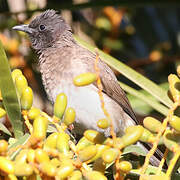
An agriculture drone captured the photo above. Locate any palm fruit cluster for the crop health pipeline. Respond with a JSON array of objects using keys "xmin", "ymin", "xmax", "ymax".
[{"xmin": 0, "ymin": 68, "xmax": 180, "ymax": 180}]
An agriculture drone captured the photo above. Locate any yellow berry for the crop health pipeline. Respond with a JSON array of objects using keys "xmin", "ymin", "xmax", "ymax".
[
  {"xmin": 27, "ymin": 149, "xmax": 35, "ymax": 163},
  {"xmin": 14, "ymin": 163, "xmax": 33, "ymax": 177},
  {"xmin": 27, "ymin": 107, "xmax": 41, "ymax": 120},
  {"xmin": 63, "ymin": 107, "xmax": 76, "ymax": 126},
  {"xmin": 44, "ymin": 132, "xmax": 59, "ymax": 150},
  {"xmin": 20, "ymin": 86, "xmax": 33, "ymax": 110},
  {"xmin": 139, "ymin": 127, "xmax": 154, "ymax": 143},
  {"xmin": 143, "ymin": 117, "xmax": 162, "ymax": 133},
  {"xmin": 168, "ymin": 74, "xmax": 180, "ymax": 102},
  {"xmin": 35, "ymin": 148, "xmax": 50, "ymax": 163},
  {"xmin": 73, "ymin": 72, "xmax": 97, "ymax": 86},
  {"xmin": 0, "ymin": 156, "xmax": 14, "ymax": 174},
  {"xmin": 15, "ymin": 74, "xmax": 28, "ymax": 96},
  {"xmin": 169, "ymin": 115, "xmax": 180, "ymax": 132},
  {"xmin": 14, "ymin": 149, "xmax": 28, "ymax": 164},
  {"xmin": 84, "ymin": 130, "xmax": 106, "ymax": 144},
  {"xmin": 89, "ymin": 144, "xmax": 109, "ymax": 163},
  {"xmin": 76, "ymin": 136, "xmax": 94, "ymax": 151},
  {"xmin": 78, "ymin": 145, "xmax": 97, "ymax": 162},
  {"xmin": 102, "ymin": 148, "xmax": 119, "ymax": 164},
  {"xmin": 56, "ymin": 132, "xmax": 70, "ymax": 155},
  {"xmin": 118, "ymin": 161, "xmax": 132, "ymax": 173},
  {"xmin": 32, "ymin": 116, "xmax": 48, "ymax": 141},
  {"xmin": 50, "ymin": 158, "xmax": 61, "ymax": 167},
  {"xmin": 11, "ymin": 69, "xmax": 22, "ymax": 82},
  {"xmin": 54, "ymin": 93, "xmax": 67, "ymax": 119},
  {"xmin": 118, "ymin": 125, "xmax": 144, "ymax": 148},
  {"xmin": 39, "ymin": 162, "xmax": 57, "ymax": 177},
  {"xmin": 56, "ymin": 162, "xmax": 74, "ymax": 179},
  {"xmin": 97, "ymin": 118, "xmax": 109, "ymax": 129}
]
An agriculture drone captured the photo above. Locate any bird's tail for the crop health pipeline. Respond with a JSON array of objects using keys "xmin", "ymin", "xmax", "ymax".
[{"xmin": 137, "ymin": 141, "xmax": 163, "ymax": 167}]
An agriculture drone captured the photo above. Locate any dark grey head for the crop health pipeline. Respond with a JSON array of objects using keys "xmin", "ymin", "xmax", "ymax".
[{"xmin": 13, "ymin": 10, "xmax": 71, "ymax": 50}]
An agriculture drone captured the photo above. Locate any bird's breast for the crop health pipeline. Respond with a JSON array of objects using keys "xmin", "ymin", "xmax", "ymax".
[
  {"xmin": 48, "ymin": 80, "xmax": 134, "ymax": 136},
  {"xmin": 39, "ymin": 49, "xmax": 135, "ymax": 136}
]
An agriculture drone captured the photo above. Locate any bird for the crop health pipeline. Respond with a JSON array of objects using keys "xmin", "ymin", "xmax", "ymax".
[
  {"xmin": 12, "ymin": 9, "xmax": 137, "ymax": 137},
  {"xmin": 12, "ymin": 10, "xmax": 163, "ymax": 166}
]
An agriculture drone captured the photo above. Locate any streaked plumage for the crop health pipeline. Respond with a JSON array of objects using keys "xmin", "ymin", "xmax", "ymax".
[{"xmin": 13, "ymin": 10, "xmax": 137, "ymax": 136}]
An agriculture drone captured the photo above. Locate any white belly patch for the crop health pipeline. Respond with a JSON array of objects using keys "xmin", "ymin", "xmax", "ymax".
[{"xmin": 51, "ymin": 82, "xmax": 134, "ymax": 136}]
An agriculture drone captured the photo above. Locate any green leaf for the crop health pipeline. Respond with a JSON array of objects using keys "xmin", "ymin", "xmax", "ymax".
[
  {"xmin": 127, "ymin": 95, "xmax": 154, "ymax": 116},
  {"xmin": 129, "ymin": 165, "xmax": 180, "ymax": 179},
  {"xmin": 126, "ymin": 82, "xmax": 169, "ymax": 116},
  {"xmin": 8, "ymin": 133, "xmax": 30, "ymax": 160},
  {"xmin": 122, "ymin": 145, "xmax": 146, "ymax": 156},
  {"xmin": 74, "ymin": 36, "xmax": 173, "ymax": 108},
  {"xmin": 0, "ymin": 40, "xmax": 24, "ymax": 139},
  {"xmin": 119, "ymin": 82, "xmax": 168, "ymax": 116},
  {"xmin": 144, "ymin": 165, "xmax": 165, "ymax": 175},
  {"xmin": 130, "ymin": 165, "xmax": 165, "ymax": 176},
  {"xmin": 0, "ymin": 122, "xmax": 12, "ymax": 136}
]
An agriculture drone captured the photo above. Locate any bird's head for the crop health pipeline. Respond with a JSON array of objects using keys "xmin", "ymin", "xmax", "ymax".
[{"xmin": 13, "ymin": 10, "xmax": 71, "ymax": 50}]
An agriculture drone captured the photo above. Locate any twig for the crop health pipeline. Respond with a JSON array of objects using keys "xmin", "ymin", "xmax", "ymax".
[
  {"xmin": 94, "ymin": 48, "xmax": 116, "ymax": 142},
  {"xmin": 140, "ymin": 102, "xmax": 179, "ymax": 179},
  {"xmin": 156, "ymin": 148, "xmax": 169, "ymax": 175},
  {"xmin": 22, "ymin": 110, "xmax": 33, "ymax": 134}
]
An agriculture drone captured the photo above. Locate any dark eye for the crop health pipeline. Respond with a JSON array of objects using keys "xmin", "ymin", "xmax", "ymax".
[{"xmin": 39, "ymin": 24, "xmax": 46, "ymax": 31}]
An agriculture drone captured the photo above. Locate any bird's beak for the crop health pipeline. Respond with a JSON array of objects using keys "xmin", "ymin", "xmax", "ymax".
[{"xmin": 12, "ymin": 24, "xmax": 33, "ymax": 34}]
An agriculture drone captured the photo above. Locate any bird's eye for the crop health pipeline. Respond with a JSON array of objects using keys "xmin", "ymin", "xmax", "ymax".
[{"xmin": 39, "ymin": 24, "xmax": 46, "ymax": 31}]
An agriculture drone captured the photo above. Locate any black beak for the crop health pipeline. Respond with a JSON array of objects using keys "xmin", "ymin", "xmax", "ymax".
[{"xmin": 12, "ymin": 24, "xmax": 33, "ymax": 34}]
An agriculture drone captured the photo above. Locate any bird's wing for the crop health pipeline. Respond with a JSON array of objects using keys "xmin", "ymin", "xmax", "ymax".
[
  {"xmin": 97, "ymin": 59, "xmax": 138, "ymax": 124},
  {"xmin": 74, "ymin": 44, "xmax": 137, "ymax": 124}
]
